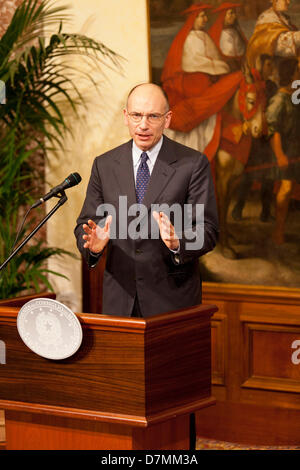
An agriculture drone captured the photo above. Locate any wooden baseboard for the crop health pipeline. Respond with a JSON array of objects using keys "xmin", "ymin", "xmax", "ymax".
[{"xmin": 0, "ymin": 410, "xmax": 5, "ymax": 443}]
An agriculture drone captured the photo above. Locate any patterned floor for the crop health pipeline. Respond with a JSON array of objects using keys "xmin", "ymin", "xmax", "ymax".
[{"xmin": 196, "ymin": 437, "xmax": 300, "ymax": 450}]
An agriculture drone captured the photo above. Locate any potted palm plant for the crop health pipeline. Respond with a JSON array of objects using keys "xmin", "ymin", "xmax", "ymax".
[{"xmin": 0, "ymin": 0, "xmax": 121, "ymax": 299}]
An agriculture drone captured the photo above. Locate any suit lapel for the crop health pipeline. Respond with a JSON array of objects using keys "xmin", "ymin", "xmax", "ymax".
[
  {"xmin": 112, "ymin": 140, "xmax": 137, "ymax": 208},
  {"xmin": 112, "ymin": 136, "xmax": 177, "ymax": 210},
  {"xmin": 142, "ymin": 136, "xmax": 177, "ymax": 211}
]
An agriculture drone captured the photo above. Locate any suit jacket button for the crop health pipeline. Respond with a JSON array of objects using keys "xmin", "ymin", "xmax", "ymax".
[{"xmin": 135, "ymin": 249, "xmax": 143, "ymax": 254}]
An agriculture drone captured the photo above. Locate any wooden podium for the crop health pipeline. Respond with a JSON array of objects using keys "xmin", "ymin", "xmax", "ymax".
[{"xmin": 0, "ymin": 301, "xmax": 217, "ymax": 450}]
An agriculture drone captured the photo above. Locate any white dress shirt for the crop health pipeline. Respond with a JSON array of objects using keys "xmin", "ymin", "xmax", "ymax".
[
  {"xmin": 132, "ymin": 137, "xmax": 163, "ymax": 184},
  {"xmin": 90, "ymin": 136, "xmax": 179, "ymax": 260},
  {"xmin": 132, "ymin": 136, "xmax": 180, "ymax": 258}
]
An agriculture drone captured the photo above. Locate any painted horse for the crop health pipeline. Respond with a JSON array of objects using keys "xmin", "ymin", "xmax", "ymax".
[
  {"xmin": 215, "ymin": 67, "xmax": 266, "ymax": 258},
  {"xmin": 165, "ymin": 66, "xmax": 266, "ymax": 259}
]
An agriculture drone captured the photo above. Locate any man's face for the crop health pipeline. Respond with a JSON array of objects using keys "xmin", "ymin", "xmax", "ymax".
[
  {"xmin": 224, "ymin": 9, "xmax": 237, "ymax": 26},
  {"xmin": 194, "ymin": 11, "xmax": 208, "ymax": 30},
  {"xmin": 273, "ymin": 0, "xmax": 290, "ymax": 12},
  {"xmin": 124, "ymin": 85, "xmax": 172, "ymax": 151}
]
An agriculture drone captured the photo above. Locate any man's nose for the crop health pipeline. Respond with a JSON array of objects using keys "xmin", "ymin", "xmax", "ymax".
[{"xmin": 139, "ymin": 115, "xmax": 149, "ymax": 127}]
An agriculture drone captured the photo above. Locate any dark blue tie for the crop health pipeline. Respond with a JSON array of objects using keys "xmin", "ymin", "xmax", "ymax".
[{"xmin": 136, "ymin": 152, "xmax": 150, "ymax": 204}]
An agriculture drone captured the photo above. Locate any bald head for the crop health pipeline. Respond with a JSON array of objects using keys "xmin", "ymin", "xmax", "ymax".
[
  {"xmin": 124, "ymin": 82, "xmax": 172, "ymax": 151},
  {"xmin": 126, "ymin": 83, "xmax": 170, "ymax": 113}
]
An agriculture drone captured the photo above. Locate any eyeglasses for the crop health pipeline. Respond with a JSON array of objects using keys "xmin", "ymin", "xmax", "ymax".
[{"xmin": 127, "ymin": 111, "xmax": 168, "ymax": 124}]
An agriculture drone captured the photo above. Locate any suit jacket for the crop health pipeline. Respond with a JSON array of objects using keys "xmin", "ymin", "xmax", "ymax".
[{"xmin": 74, "ymin": 135, "xmax": 218, "ymax": 317}]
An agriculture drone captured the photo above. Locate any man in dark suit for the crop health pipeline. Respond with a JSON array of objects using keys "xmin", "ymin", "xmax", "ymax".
[{"xmin": 74, "ymin": 83, "xmax": 218, "ymax": 317}]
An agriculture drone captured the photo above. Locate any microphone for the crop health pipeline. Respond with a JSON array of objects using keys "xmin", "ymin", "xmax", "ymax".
[{"xmin": 32, "ymin": 172, "xmax": 82, "ymax": 208}]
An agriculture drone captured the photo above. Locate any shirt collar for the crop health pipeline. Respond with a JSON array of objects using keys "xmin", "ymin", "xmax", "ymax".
[{"xmin": 132, "ymin": 136, "xmax": 164, "ymax": 167}]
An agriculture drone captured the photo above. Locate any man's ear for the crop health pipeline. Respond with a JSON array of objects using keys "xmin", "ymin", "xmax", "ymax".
[
  {"xmin": 123, "ymin": 108, "xmax": 129, "ymax": 126},
  {"xmin": 164, "ymin": 111, "xmax": 173, "ymax": 129}
]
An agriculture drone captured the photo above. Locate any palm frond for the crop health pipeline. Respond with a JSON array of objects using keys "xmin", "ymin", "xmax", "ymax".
[
  {"xmin": 0, "ymin": 0, "xmax": 123, "ymax": 299},
  {"xmin": 0, "ymin": 0, "xmax": 70, "ymax": 64}
]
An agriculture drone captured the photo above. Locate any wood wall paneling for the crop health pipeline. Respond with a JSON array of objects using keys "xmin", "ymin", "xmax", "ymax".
[
  {"xmin": 81, "ymin": 258, "xmax": 300, "ymax": 446},
  {"xmin": 197, "ymin": 283, "xmax": 300, "ymax": 446},
  {"xmin": 211, "ymin": 313, "xmax": 227, "ymax": 386},
  {"xmin": 242, "ymin": 322, "xmax": 300, "ymax": 393}
]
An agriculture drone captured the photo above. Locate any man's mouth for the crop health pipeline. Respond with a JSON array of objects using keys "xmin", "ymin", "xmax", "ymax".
[{"xmin": 137, "ymin": 133, "xmax": 151, "ymax": 140}]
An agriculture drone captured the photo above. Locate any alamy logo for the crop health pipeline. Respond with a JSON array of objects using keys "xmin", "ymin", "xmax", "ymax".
[
  {"xmin": 0, "ymin": 81, "xmax": 6, "ymax": 104},
  {"xmin": 291, "ymin": 80, "xmax": 300, "ymax": 105},
  {"xmin": 96, "ymin": 197, "xmax": 205, "ymax": 251},
  {"xmin": 291, "ymin": 339, "xmax": 300, "ymax": 365},
  {"xmin": 0, "ymin": 340, "xmax": 6, "ymax": 364}
]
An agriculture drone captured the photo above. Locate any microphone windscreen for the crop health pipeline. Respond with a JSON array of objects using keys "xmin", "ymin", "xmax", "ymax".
[{"xmin": 66, "ymin": 173, "xmax": 82, "ymax": 188}]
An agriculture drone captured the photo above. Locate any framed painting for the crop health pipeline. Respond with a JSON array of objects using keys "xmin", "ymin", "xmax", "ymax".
[{"xmin": 149, "ymin": 0, "xmax": 300, "ymax": 288}]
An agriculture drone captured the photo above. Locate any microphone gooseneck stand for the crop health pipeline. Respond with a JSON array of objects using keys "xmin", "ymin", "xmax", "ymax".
[{"xmin": 0, "ymin": 191, "xmax": 68, "ymax": 273}]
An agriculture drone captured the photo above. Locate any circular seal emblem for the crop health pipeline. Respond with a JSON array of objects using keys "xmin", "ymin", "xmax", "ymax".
[{"xmin": 17, "ymin": 298, "xmax": 83, "ymax": 360}]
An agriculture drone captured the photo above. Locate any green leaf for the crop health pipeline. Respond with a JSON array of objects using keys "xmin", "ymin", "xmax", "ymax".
[{"xmin": 0, "ymin": 0, "xmax": 122, "ymax": 300}]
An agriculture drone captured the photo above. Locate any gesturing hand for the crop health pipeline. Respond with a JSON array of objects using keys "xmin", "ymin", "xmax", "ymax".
[
  {"xmin": 82, "ymin": 216, "xmax": 112, "ymax": 254},
  {"xmin": 153, "ymin": 211, "xmax": 179, "ymax": 251}
]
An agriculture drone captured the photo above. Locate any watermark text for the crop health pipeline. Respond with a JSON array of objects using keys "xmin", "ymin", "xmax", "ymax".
[
  {"xmin": 292, "ymin": 80, "xmax": 300, "ymax": 105},
  {"xmin": 291, "ymin": 339, "xmax": 300, "ymax": 365},
  {"xmin": 95, "ymin": 197, "xmax": 205, "ymax": 251},
  {"xmin": 0, "ymin": 80, "xmax": 5, "ymax": 104},
  {"xmin": 0, "ymin": 340, "xmax": 6, "ymax": 364}
]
